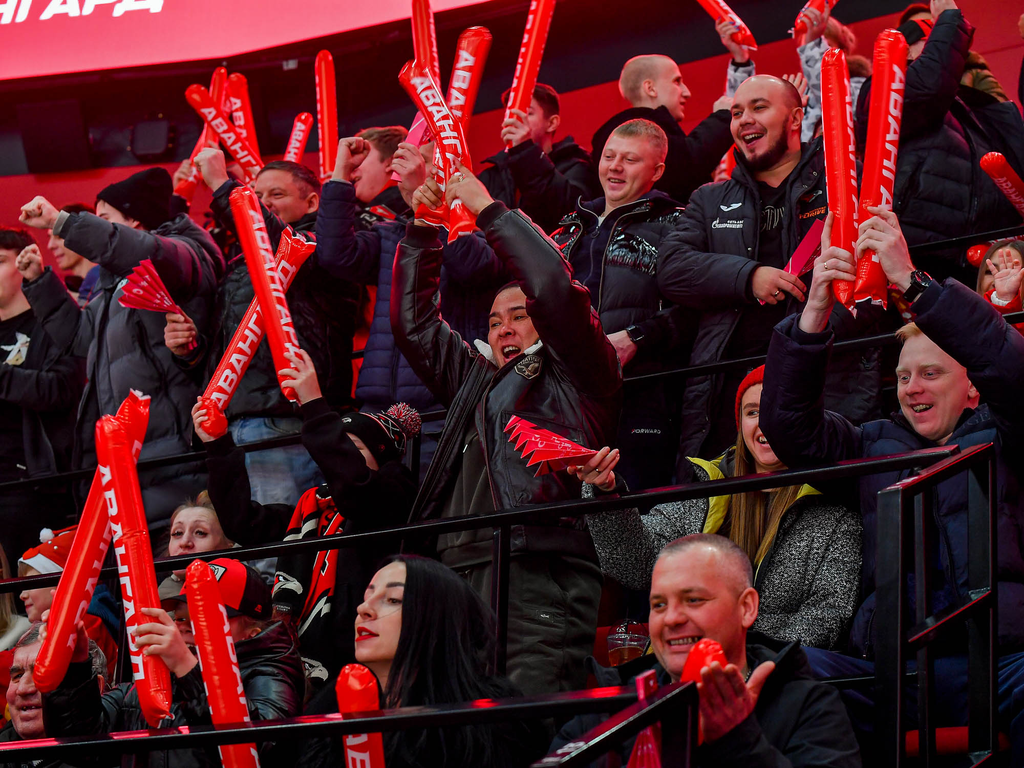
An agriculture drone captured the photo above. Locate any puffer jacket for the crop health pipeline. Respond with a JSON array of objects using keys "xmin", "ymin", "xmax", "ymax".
[
  {"xmin": 42, "ymin": 621, "xmax": 304, "ymax": 768},
  {"xmin": 855, "ymin": 9, "xmax": 1023, "ymax": 282},
  {"xmin": 760, "ymin": 279, "xmax": 1024, "ymax": 657},
  {"xmin": 585, "ymin": 452, "xmax": 861, "ymax": 649},
  {"xmin": 23, "ymin": 212, "xmax": 221, "ymax": 527},
  {"xmin": 478, "ymin": 136, "xmax": 600, "ymax": 233},
  {"xmin": 200, "ymin": 179, "xmax": 360, "ymax": 416},
  {"xmin": 392, "ymin": 203, "xmax": 622, "ymax": 560},
  {"xmin": 656, "ymin": 140, "xmax": 884, "ymax": 465}
]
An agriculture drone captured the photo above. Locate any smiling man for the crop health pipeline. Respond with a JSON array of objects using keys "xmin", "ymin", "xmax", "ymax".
[{"xmin": 392, "ymin": 168, "xmax": 622, "ymax": 696}]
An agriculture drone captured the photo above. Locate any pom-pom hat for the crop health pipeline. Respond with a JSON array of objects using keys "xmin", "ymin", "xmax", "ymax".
[{"xmin": 338, "ymin": 403, "xmax": 422, "ymax": 465}]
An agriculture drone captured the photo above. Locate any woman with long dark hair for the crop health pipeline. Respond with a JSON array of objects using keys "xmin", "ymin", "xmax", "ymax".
[
  {"xmin": 300, "ymin": 555, "xmax": 548, "ymax": 768},
  {"xmin": 578, "ymin": 366, "xmax": 862, "ymax": 650}
]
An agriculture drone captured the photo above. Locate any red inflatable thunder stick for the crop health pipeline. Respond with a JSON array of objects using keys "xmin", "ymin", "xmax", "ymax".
[
  {"xmin": 626, "ymin": 670, "xmax": 661, "ymax": 768},
  {"xmin": 316, "ymin": 50, "xmax": 339, "ymax": 184},
  {"xmin": 412, "ymin": 0, "xmax": 440, "ymax": 85},
  {"xmin": 284, "ymin": 113, "xmax": 314, "ymax": 163},
  {"xmin": 174, "ymin": 67, "xmax": 228, "ymax": 202},
  {"xmin": 399, "ymin": 60, "xmax": 477, "ymax": 240},
  {"xmin": 981, "ymin": 152, "xmax": 1024, "ymax": 219},
  {"xmin": 185, "ymin": 560, "xmax": 260, "ymax": 768},
  {"xmin": 336, "ymin": 664, "xmax": 387, "ymax": 768},
  {"xmin": 694, "ymin": 0, "xmax": 757, "ymax": 50},
  {"xmin": 227, "ymin": 73, "xmax": 263, "ymax": 167},
  {"xmin": 821, "ymin": 47, "xmax": 859, "ymax": 308},
  {"xmin": 198, "ymin": 232, "xmax": 316, "ymax": 437},
  {"xmin": 96, "ymin": 415, "xmax": 172, "ymax": 728},
  {"xmin": 680, "ymin": 638, "xmax": 728, "ymax": 745},
  {"xmin": 446, "ymin": 27, "xmax": 493, "ymax": 125},
  {"xmin": 229, "ymin": 187, "xmax": 303, "ymax": 402},
  {"xmin": 33, "ymin": 392, "xmax": 150, "ymax": 693},
  {"xmin": 792, "ymin": 0, "xmax": 838, "ymax": 38},
  {"xmin": 186, "ymin": 84, "xmax": 263, "ymax": 186},
  {"xmin": 504, "ymin": 0, "xmax": 557, "ymax": 149},
  {"xmin": 854, "ymin": 30, "xmax": 907, "ymax": 308}
]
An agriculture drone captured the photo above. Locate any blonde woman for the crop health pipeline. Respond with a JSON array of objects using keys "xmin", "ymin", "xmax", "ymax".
[{"xmin": 0, "ymin": 544, "xmax": 30, "ymax": 651}]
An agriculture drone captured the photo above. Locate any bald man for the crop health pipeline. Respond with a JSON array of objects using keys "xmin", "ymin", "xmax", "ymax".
[
  {"xmin": 657, "ymin": 75, "xmax": 883, "ymax": 467},
  {"xmin": 550, "ymin": 534, "xmax": 861, "ymax": 767},
  {"xmin": 591, "ymin": 52, "xmax": 736, "ymax": 205}
]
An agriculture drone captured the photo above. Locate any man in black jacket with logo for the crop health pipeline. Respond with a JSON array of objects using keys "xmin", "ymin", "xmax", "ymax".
[
  {"xmin": 478, "ymin": 83, "xmax": 599, "ymax": 233},
  {"xmin": 393, "ymin": 169, "xmax": 622, "ymax": 696},
  {"xmin": 657, "ymin": 75, "xmax": 883, "ymax": 471},
  {"xmin": 550, "ymin": 534, "xmax": 861, "ymax": 767}
]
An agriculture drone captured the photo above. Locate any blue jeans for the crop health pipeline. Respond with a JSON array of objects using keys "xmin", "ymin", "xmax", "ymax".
[{"xmin": 805, "ymin": 647, "xmax": 1024, "ymax": 762}]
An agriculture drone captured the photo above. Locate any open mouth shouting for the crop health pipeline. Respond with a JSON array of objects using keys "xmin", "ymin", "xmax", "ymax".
[{"xmin": 501, "ymin": 345, "xmax": 522, "ymax": 363}]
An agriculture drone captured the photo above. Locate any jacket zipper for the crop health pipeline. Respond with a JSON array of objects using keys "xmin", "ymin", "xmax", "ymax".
[{"xmin": 596, "ymin": 202, "xmax": 652, "ymax": 312}]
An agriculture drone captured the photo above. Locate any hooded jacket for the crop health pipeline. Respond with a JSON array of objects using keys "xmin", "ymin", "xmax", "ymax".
[
  {"xmin": 591, "ymin": 105, "xmax": 734, "ymax": 205},
  {"xmin": 42, "ymin": 621, "xmax": 303, "ymax": 768},
  {"xmin": 477, "ymin": 136, "xmax": 600, "ymax": 233},
  {"xmin": 551, "ymin": 634, "xmax": 861, "ymax": 768},
  {"xmin": 392, "ymin": 202, "xmax": 621, "ymax": 561},
  {"xmin": 760, "ymin": 279, "xmax": 1024, "ymax": 657},
  {"xmin": 656, "ymin": 139, "xmax": 884, "ymax": 465},
  {"xmin": 586, "ymin": 451, "xmax": 861, "ymax": 649},
  {"xmin": 23, "ymin": 212, "xmax": 222, "ymax": 526}
]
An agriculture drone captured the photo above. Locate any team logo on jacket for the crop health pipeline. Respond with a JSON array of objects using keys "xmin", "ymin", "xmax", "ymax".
[
  {"xmin": 515, "ymin": 355, "xmax": 542, "ymax": 379},
  {"xmin": 712, "ymin": 217, "xmax": 744, "ymax": 229},
  {"xmin": 720, "ymin": 202, "xmax": 742, "ymax": 212},
  {"xmin": 1, "ymin": 332, "xmax": 30, "ymax": 366}
]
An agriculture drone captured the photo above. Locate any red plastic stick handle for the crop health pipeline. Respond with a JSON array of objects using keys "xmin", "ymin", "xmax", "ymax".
[
  {"xmin": 96, "ymin": 414, "xmax": 172, "ymax": 728},
  {"xmin": 186, "ymin": 560, "xmax": 260, "ymax": 768},
  {"xmin": 284, "ymin": 113, "xmax": 314, "ymax": 163},
  {"xmin": 336, "ymin": 664, "xmax": 386, "ymax": 768},
  {"xmin": 854, "ymin": 30, "xmax": 907, "ymax": 308},
  {"xmin": 185, "ymin": 84, "xmax": 263, "ymax": 185},
  {"xmin": 199, "ymin": 233, "xmax": 315, "ymax": 435},
  {"xmin": 821, "ymin": 47, "xmax": 859, "ymax": 308},
  {"xmin": 229, "ymin": 187, "xmax": 303, "ymax": 402},
  {"xmin": 227, "ymin": 73, "xmax": 262, "ymax": 167},
  {"xmin": 446, "ymin": 27, "xmax": 493, "ymax": 126},
  {"xmin": 503, "ymin": 0, "xmax": 557, "ymax": 148},
  {"xmin": 315, "ymin": 51, "xmax": 338, "ymax": 184},
  {"xmin": 694, "ymin": 0, "xmax": 757, "ymax": 49},
  {"xmin": 980, "ymin": 152, "xmax": 1024, "ymax": 219}
]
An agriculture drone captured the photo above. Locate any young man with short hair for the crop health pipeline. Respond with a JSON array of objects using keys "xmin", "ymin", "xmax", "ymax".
[{"xmin": 47, "ymin": 203, "xmax": 99, "ymax": 306}]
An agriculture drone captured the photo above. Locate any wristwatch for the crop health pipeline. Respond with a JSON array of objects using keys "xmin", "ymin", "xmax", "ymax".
[
  {"xmin": 901, "ymin": 270, "xmax": 933, "ymax": 304},
  {"xmin": 625, "ymin": 325, "xmax": 645, "ymax": 345}
]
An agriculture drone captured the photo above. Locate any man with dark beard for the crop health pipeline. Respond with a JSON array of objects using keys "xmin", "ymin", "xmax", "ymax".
[{"xmin": 657, "ymin": 75, "xmax": 882, "ymax": 468}]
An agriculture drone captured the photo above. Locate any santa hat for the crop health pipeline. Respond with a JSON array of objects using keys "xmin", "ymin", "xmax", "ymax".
[
  {"xmin": 734, "ymin": 365, "xmax": 766, "ymax": 430},
  {"xmin": 19, "ymin": 526, "xmax": 77, "ymax": 574}
]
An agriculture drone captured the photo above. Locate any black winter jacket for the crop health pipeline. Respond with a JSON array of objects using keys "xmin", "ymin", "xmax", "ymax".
[
  {"xmin": 760, "ymin": 279, "xmax": 1024, "ymax": 657},
  {"xmin": 0, "ymin": 722, "xmax": 75, "ymax": 768},
  {"xmin": 855, "ymin": 9, "xmax": 1023, "ymax": 282},
  {"xmin": 478, "ymin": 136, "xmax": 600, "ymax": 233},
  {"xmin": 657, "ymin": 140, "xmax": 883, "ymax": 464},
  {"xmin": 591, "ymin": 105, "xmax": 733, "ymax": 205},
  {"xmin": 551, "ymin": 634, "xmax": 861, "ymax": 767},
  {"xmin": 24, "ymin": 212, "xmax": 222, "ymax": 526},
  {"xmin": 42, "ymin": 621, "xmax": 304, "ymax": 768},
  {"xmin": 392, "ymin": 203, "xmax": 622, "ymax": 560}
]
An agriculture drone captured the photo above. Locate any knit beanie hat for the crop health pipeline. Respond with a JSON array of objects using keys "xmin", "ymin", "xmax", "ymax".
[
  {"xmin": 19, "ymin": 526, "xmax": 77, "ymax": 574},
  {"xmin": 734, "ymin": 365, "xmax": 766, "ymax": 430},
  {"xmin": 97, "ymin": 167, "xmax": 173, "ymax": 231},
  {"xmin": 896, "ymin": 17, "xmax": 934, "ymax": 47},
  {"xmin": 339, "ymin": 403, "xmax": 422, "ymax": 465}
]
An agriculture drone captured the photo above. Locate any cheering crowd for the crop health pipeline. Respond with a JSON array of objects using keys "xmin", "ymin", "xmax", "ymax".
[{"xmin": 1, "ymin": 0, "xmax": 1024, "ymax": 765}]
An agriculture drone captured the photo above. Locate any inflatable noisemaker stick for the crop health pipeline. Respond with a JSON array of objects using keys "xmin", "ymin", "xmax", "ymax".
[
  {"xmin": 412, "ymin": 0, "xmax": 440, "ymax": 84},
  {"xmin": 980, "ymin": 152, "xmax": 1024, "ymax": 219},
  {"xmin": 198, "ymin": 232, "xmax": 316, "ymax": 437},
  {"xmin": 626, "ymin": 670, "xmax": 661, "ymax": 768},
  {"xmin": 821, "ymin": 48, "xmax": 859, "ymax": 308},
  {"xmin": 694, "ymin": 0, "xmax": 757, "ymax": 49},
  {"xmin": 175, "ymin": 67, "xmax": 228, "ymax": 202},
  {"xmin": 792, "ymin": 0, "xmax": 838, "ymax": 38},
  {"xmin": 186, "ymin": 84, "xmax": 263, "ymax": 185},
  {"xmin": 399, "ymin": 60, "xmax": 477, "ymax": 240},
  {"xmin": 96, "ymin": 414, "xmax": 172, "ymax": 728},
  {"xmin": 229, "ymin": 187, "xmax": 303, "ymax": 402},
  {"xmin": 504, "ymin": 0, "xmax": 557, "ymax": 149},
  {"xmin": 446, "ymin": 27, "xmax": 493, "ymax": 125},
  {"xmin": 854, "ymin": 30, "xmax": 907, "ymax": 308},
  {"xmin": 227, "ymin": 73, "xmax": 263, "ymax": 167},
  {"xmin": 336, "ymin": 664, "xmax": 387, "ymax": 768},
  {"xmin": 185, "ymin": 560, "xmax": 260, "ymax": 768},
  {"xmin": 283, "ymin": 113, "xmax": 314, "ymax": 163},
  {"xmin": 34, "ymin": 392, "xmax": 150, "ymax": 692},
  {"xmin": 315, "ymin": 51, "xmax": 338, "ymax": 184},
  {"xmin": 680, "ymin": 638, "xmax": 728, "ymax": 744}
]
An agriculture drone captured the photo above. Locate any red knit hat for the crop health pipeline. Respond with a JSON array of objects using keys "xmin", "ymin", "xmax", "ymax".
[
  {"xmin": 19, "ymin": 526, "xmax": 77, "ymax": 574},
  {"xmin": 734, "ymin": 365, "xmax": 766, "ymax": 429}
]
